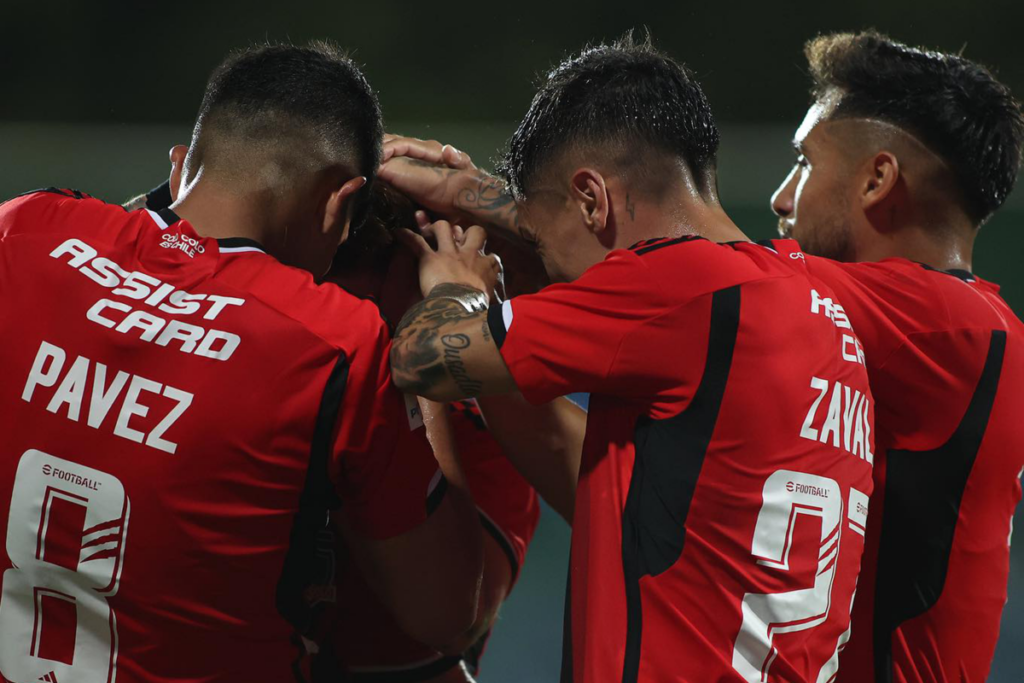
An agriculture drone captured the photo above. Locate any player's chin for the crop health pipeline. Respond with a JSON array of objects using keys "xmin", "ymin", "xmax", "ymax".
[{"xmin": 776, "ymin": 220, "xmax": 793, "ymax": 240}]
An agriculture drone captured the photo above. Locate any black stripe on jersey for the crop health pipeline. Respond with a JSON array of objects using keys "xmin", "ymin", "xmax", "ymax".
[
  {"xmin": 627, "ymin": 238, "xmax": 664, "ymax": 250},
  {"xmin": 873, "ymin": 329, "xmax": 1006, "ymax": 682},
  {"xmin": 305, "ymin": 638, "xmax": 347, "ymax": 683},
  {"xmin": 487, "ymin": 301, "xmax": 508, "ymax": 349},
  {"xmin": 480, "ymin": 510, "xmax": 520, "ymax": 580},
  {"xmin": 426, "ymin": 474, "xmax": 449, "ymax": 516},
  {"xmin": 13, "ymin": 187, "xmax": 90, "ymax": 201},
  {"xmin": 276, "ymin": 352, "xmax": 348, "ymax": 634},
  {"xmin": 461, "ymin": 628, "xmax": 490, "ymax": 677},
  {"xmin": 449, "ymin": 399, "xmax": 488, "ymax": 432},
  {"xmin": 619, "ymin": 285, "xmax": 742, "ymax": 683},
  {"xmin": 631, "ymin": 235, "xmax": 702, "ymax": 256},
  {"xmin": 560, "ymin": 563, "xmax": 574, "ymax": 683},
  {"xmin": 920, "ymin": 263, "xmax": 977, "ymax": 283},
  {"xmin": 156, "ymin": 207, "xmax": 180, "ymax": 227}
]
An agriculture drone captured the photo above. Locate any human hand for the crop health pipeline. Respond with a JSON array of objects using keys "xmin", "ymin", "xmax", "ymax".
[
  {"xmin": 379, "ymin": 135, "xmax": 519, "ymax": 240},
  {"xmin": 397, "ymin": 216, "xmax": 502, "ymax": 302}
]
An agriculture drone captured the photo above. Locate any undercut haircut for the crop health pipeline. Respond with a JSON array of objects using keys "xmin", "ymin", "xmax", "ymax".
[
  {"xmin": 498, "ymin": 32, "xmax": 720, "ymax": 200},
  {"xmin": 190, "ymin": 40, "xmax": 383, "ymax": 227},
  {"xmin": 806, "ymin": 31, "xmax": 1024, "ymax": 223}
]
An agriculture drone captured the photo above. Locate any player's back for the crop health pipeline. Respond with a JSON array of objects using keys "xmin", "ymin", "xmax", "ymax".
[
  {"xmin": 493, "ymin": 237, "xmax": 875, "ymax": 681},
  {"xmin": 805, "ymin": 255, "xmax": 1024, "ymax": 683},
  {"xmin": 0, "ymin": 190, "xmax": 416, "ymax": 682}
]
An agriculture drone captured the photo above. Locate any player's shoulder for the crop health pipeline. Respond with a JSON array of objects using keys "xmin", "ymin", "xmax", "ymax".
[
  {"xmin": 215, "ymin": 252, "xmax": 390, "ymax": 353},
  {"xmin": 2, "ymin": 187, "xmax": 112, "ymax": 217},
  {"xmin": 615, "ymin": 236, "xmax": 808, "ymax": 303},
  {"xmin": 626, "ymin": 235, "xmax": 805, "ymax": 273},
  {"xmin": 0, "ymin": 187, "xmax": 133, "ymax": 241},
  {"xmin": 807, "ymin": 255, "xmax": 1019, "ymax": 333}
]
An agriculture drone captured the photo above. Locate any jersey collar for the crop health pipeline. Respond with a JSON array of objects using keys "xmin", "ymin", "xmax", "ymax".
[
  {"xmin": 920, "ymin": 263, "xmax": 977, "ymax": 283},
  {"xmin": 154, "ymin": 207, "xmax": 268, "ymax": 255}
]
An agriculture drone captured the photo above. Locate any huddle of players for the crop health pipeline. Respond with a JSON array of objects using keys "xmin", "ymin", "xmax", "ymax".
[{"xmin": 0, "ymin": 28, "xmax": 1021, "ymax": 683}]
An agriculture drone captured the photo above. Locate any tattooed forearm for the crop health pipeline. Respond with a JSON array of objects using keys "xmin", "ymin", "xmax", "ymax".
[
  {"xmin": 440, "ymin": 333, "xmax": 482, "ymax": 395},
  {"xmin": 391, "ymin": 284, "xmax": 489, "ymax": 397},
  {"xmin": 398, "ymin": 158, "xmax": 522, "ymax": 243},
  {"xmin": 454, "ymin": 173, "xmax": 520, "ymax": 240}
]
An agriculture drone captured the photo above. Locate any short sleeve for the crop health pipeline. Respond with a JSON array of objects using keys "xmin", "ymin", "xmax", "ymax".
[
  {"xmin": 332, "ymin": 322, "xmax": 442, "ymax": 540},
  {"xmin": 488, "ymin": 248, "xmax": 687, "ymax": 405},
  {"xmin": 0, "ymin": 191, "xmax": 45, "ymax": 239},
  {"xmin": 0, "ymin": 189, "xmax": 117, "ymax": 244}
]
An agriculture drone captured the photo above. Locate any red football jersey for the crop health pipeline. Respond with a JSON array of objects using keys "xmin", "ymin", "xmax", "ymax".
[
  {"xmin": 0, "ymin": 190, "xmax": 441, "ymax": 683},
  {"xmin": 804, "ymin": 256, "xmax": 1024, "ymax": 683},
  {"xmin": 322, "ymin": 399, "xmax": 540, "ymax": 681},
  {"xmin": 488, "ymin": 237, "xmax": 876, "ymax": 683}
]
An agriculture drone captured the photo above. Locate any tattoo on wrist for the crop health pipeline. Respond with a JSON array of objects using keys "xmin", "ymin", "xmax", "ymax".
[
  {"xmin": 392, "ymin": 284, "xmax": 488, "ymax": 396},
  {"xmin": 454, "ymin": 173, "xmax": 519, "ymax": 236}
]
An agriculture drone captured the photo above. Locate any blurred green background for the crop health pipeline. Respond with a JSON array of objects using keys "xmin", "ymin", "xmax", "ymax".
[{"xmin": 2, "ymin": 1, "xmax": 1022, "ymax": 680}]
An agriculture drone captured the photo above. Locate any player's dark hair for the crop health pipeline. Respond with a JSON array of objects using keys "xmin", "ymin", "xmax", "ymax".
[
  {"xmin": 806, "ymin": 31, "xmax": 1024, "ymax": 223},
  {"xmin": 330, "ymin": 181, "xmax": 415, "ymax": 271},
  {"xmin": 192, "ymin": 40, "xmax": 383, "ymax": 227},
  {"xmin": 498, "ymin": 32, "xmax": 720, "ymax": 200}
]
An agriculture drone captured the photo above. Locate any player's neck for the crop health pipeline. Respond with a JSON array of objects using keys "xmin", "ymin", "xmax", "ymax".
[
  {"xmin": 627, "ymin": 193, "xmax": 749, "ymax": 246},
  {"xmin": 855, "ymin": 222, "xmax": 975, "ymax": 272},
  {"xmin": 170, "ymin": 181, "xmax": 283, "ymax": 252}
]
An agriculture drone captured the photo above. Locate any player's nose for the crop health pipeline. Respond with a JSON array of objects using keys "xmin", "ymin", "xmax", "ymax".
[{"xmin": 771, "ymin": 177, "xmax": 794, "ymax": 218}]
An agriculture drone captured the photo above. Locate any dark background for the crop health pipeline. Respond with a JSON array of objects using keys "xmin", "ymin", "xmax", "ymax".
[{"xmin": 2, "ymin": 2, "xmax": 1021, "ymax": 680}]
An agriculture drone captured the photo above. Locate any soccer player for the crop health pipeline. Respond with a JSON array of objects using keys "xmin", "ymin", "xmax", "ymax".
[
  {"xmin": 310, "ymin": 185, "xmax": 541, "ymax": 683},
  {"xmin": 386, "ymin": 36, "xmax": 876, "ymax": 682},
  {"xmin": 0, "ymin": 43, "xmax": 485, "ymax": 682},
  {"xmin": 770, "ymin": 32, "xmax": 1024, "ymax": 682}
]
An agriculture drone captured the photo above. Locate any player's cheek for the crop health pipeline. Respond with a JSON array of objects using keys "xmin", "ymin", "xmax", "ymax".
[{"xmin": 794, "ymin": 169, "xmax": 821, "ymax": 224}]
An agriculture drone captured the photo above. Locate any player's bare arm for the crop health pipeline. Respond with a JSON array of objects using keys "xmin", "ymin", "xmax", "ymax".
[
  {"xmin": 476, "ymin": 394, "xmax": 585, "ymax": 523},
  {"xmin": 417, "ymin": 398, "xmax": 512, "ymax": 657},
  {"xmin": 121, "ymin": 192, "xmax": 149, "ymax": 212},
  {"xmin": 341, "ymin": 396, "xmax": 483, "ymax": 652},
  {"xmin": 391, "ymin": 220, "xmax": 517, "ymax": 401},
  {"xmin": 378, "ymin": 135, "xmax": 527, "ymax": 245}
]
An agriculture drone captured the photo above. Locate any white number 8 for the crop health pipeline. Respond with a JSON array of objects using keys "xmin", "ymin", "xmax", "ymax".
[{"xmin": 0, "ymin": 450, "xmax": 129, "ymax": 683}]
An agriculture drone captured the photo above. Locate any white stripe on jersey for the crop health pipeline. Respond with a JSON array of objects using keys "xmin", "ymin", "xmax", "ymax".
[
  {"xmin": 501, "ymin": 299, "xmax": 514, "ymax": 331},
  {"xmin": 427, "ymin": 468, "xmax": 444, "ymax": 497},
  {"xmin": 219, "ymin": 246, "xmax": 265, "ymax": 254},
  {"xmin": 147, "ymin": 209, "xmax": 169, "ymax": 230}
]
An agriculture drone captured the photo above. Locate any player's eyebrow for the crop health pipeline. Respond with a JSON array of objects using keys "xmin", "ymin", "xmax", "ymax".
[{"xmin": 791, "ymin": 140, "xmax": 803, "ymax": 154}]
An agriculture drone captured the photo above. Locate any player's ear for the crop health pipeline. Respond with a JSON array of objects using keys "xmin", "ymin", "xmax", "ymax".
[
  {"xmin": 323, "ymin": 175, "xmax": 368, "ymax": 243},
  {"xmin": 861, "ymin": 151, "xmax": 900, "ymax": 213},
  {"xmin": 570, "ymin": 168, "xmax": 610, "ymax": 235},
  {"xmin": 168, "ymin": 145, "xmax": 189, "ymax": 202},
  {"xmin": 861, "ymin": 151, "xmax": 904, "ymax": 234}
]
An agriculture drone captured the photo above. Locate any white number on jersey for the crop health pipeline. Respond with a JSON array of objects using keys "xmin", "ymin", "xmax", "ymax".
[
  {"xmin": 732, "ymin": 469, "xmax": 868, "ymax": 682},
  {"xmin": 0, "ymin": 450, "xmax": 129, "ymax": 683}
]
